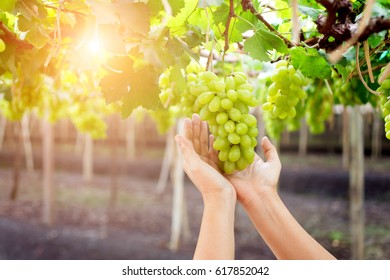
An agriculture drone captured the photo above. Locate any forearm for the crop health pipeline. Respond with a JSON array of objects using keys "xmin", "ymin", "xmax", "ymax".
[
  {"xmin": 194, "ymin": 194, "xmax": 236, "ymax": 260},
  {"xmin": 245, "ymin": 189, "xmax": 335, "ymax": 260}
]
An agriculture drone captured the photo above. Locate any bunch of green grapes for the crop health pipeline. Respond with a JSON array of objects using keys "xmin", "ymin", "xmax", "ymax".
[
  {"xmin": 305, "ymin": 84, "xmax": 333, "ymax": 134},
  {"xmin": 149, "ymin": 106, "xmax": 180, "ymax": 134},
  {"xmin": 69, "ymin": 100, "xmax": 108, "ymax": 139},
  {"xmin": 262, "ymin": 60, "xmax": 307, "ymax": 119},
  {"xmin": 185, "ymin": 69, "xmax": 259, "ymax": 174},
  {"xmin": 377, "ymin": 71, "xmax": 390, "ymax": 140},
  {"xmin": 333, "ymin": 75, "xmax": 362, "ymax": 105},
  {"xmin": 158, "ymin": 67, "xmax": 180, "ymax": 108}
]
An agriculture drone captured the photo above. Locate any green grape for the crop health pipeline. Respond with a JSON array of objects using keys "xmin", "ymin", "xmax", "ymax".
[
  {"xmin": 228, "ymin": 145, "xmax": 241, "ymax": 162},
  {"xmin": 235, "ymin": 122, "xmax": 248, "ymax": 135},
  {"xmin": 242, "ymin": 147, "xmax": 255, "ymax": 162},
  {"xmin": 216, "ymin": 112, "xmax": 229, "ymax": 124},
  {"xmin": 218, "ymin": 124, "xmax": 228, "ymax": 137},
  {"xmin": 213, "ymin": 137, "xmax": 230, "ymax": 150},
  {"xmin": 228, "ymin": 132, "xmax": 241, "ymax": 144},
  {"xmin": 218, "ymin": 149, "xmax": 229, "ymax": 161},
  {"xmin": 209, "ymin": 96, "xmax": 221, "ymax": 112},
  {"xmin": 227, "ymin": 89, "xmax": 238, "ymax": 101},
  {"xmin": 224, "ymin": 120, "xmax": 235, "ymax": 133},
  {"xmin": 228, "ymin": 108, "xmax": 242, "ymax": 121},
  {"xmin": 198, "ymin": 91, "xmax": 215, "ymax": 105},
  {"xmin": 225, "ymin": 76, "xmax": 236, "ymax": 90},
  {"xmin": 235, "ymin": 157, "xmax": 249, "ymax": 170},
  {"xmin": 223, "ymin": 161, "xmax": 236, "ymax": 174},
  {"xmin": 240, "ymin": 134, "xmax": 252, "ymax": 148},
  {"xmin": 221, "ymin": 98, "xmax": 233, "ymax": 110}
]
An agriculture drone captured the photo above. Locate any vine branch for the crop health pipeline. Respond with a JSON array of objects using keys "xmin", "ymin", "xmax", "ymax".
[
  {"xmin": 0, "ymin": 21, "xmax": 33, "ymax": 49},
  {"xmin": 223, "ymin": 0, "xmax": 236, "ymax": 53},
  {"xmin": 241, "ymin": 0, "xmax": 293, "ymax": 47}
]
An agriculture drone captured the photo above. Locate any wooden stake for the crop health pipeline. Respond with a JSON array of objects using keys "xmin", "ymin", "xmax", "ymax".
[
  {"xmin": 0, "ymin": 115, "xmax": 6, "ymax": 152},
  {"xmin": 349, "ymin": 106, "xmax": 365, "ymax": 260},
  {"xmin": 22, "ymin": 114, "xmax": 34, "ymax": 174},
  {"xmin": 156, "ymin": 128, "xmax": 175, "ymax": 194},
  {"xmin": 83, "ymin": 134, "xmax": 93, "ymax": 183},
  {"xmin": 42, "ymin": 119, "xmax": 55, "ymax": 226},
  {"xmin": 169, "ymin": 120, "xmax": 185, "ymax": 251}
]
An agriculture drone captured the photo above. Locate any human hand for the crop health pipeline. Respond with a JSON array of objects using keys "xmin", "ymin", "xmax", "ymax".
[
  {"xmin": 226, "ymin": 136, "xmax": 281, "ymax": 209},
  {"xmin": 175, "ymin": 114, "xmax": 236, "ymax": 201}
]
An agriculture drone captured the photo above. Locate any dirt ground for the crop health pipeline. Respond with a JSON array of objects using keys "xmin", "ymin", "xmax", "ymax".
[{"xmin": 0, "ymin": 147, "xmax": 390, "ymax": 260}]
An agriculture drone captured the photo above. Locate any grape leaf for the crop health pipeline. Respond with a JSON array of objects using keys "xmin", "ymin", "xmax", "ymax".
[
  {"xmin": 99, "ymin": 56, "xmax": 160, "ymax": 117},
  {"xmin": 100, "ymin": 56, "xmax": 134, "ymax": 103},
  {"xmin": 244, "ymin": 28, "xmax": 288, "ymax": 62},
  {"xmin": 168, "ymin": 0, "xmax": 197, "ymax": 36},
  {"xmin": 290, "ymin": 46, "xmax": 332, "ymax": 79},
  {"xmin": 0, "ymin": 0, "xmax": 17, "ymax": 12},
  {"xmin": 122, "ymin": 65, "xmax": 160, "ymax": 118},
  {"xmin": 114, "ymin": 2, "xmax": 150, "ymax": 37},
  {"xmin": 213, "ymin": 3, "xmax": 229, "ymax": 25},
  {"xmin": 86, "ymin": 0, "xmax": 119, "ymax": 25}
]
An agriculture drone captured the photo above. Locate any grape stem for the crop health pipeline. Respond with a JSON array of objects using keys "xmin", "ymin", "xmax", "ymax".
[
  {"xmin": 355, "ymin": 44, "xmax": 382, "ymax": 96},
  {"xmin": 223, "ymin": 0, "xmax": 236, "ymax": 53}
]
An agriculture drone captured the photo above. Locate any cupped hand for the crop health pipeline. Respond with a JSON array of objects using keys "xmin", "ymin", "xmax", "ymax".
[
  {"xmin": 175, "ymin": 114, "xmax": 236, "ymax": 200},
  {"xmin": 226, "ymin": 136, "xmax": 281, "ymax": 209}
]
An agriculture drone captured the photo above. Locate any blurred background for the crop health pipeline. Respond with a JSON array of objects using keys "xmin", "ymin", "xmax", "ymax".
[{"xmin": 0, "ymin": 111, "xmax": 389, "ymax": 260}]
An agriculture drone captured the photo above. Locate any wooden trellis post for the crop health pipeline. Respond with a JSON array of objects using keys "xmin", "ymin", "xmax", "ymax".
[
  {"xmin": 42, "ymin": 119, "xmax": 55, "ymax": 226},
  {"xmin": 83, "ymin": 134, "xmax": 93, "ymax": 183},
  {"xmin": 169, "ymin": 120, "xmax": 190, "ymax": 251},
  {"xmin": 349, "ymin": 106, "xmax": 365, "ymax": 260},
  {"xmin": 22, "ymin": 114, "xmax": 34, "ymax": 174}
]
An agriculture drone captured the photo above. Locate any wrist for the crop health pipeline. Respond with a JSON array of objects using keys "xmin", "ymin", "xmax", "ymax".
[
  {"xmin": 202, "ymin": 188, "xmax": 237, "ymax": 208},
  {"xmin": 241, "ymin": 186, "xmax": 278, "ymax": 212}
]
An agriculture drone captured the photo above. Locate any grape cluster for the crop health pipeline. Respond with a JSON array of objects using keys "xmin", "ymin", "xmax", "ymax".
[
  {"xmin": 0, "ymin": 38, "xmax": 5, "ymax": 53},
  {"xmin": 377, "ymin": 72, "xmax": 390, "ymax": 140},
  {"xmin": 262, "ymin": 60, "xmax": 307, "ymax": 120},
  {"xmin": 185, "ymin": 68, "xmax": 259, "ymax": 174},
  {"xmin": 305, "ymin": 84, "xmax": 332, "ymax": 134}
]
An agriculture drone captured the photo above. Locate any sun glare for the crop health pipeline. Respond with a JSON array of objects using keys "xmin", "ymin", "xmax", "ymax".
[{"xmin": 88, "ymin": 39, "xmax": 101, "ymax": 54}]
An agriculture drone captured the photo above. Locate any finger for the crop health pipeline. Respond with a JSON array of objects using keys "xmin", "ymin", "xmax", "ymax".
[
  {"xmin": 183, "ymin": 117, "xmax": 193, "ymax": 141},
  {"xmin": 208, "ymin": 134, "xmax": 219, "ymax": 164},
  {"xmin": 199, "ymin": 120, "xmax": 209, "ymax": 157},
  {"xmin": 261, "ymin": 136, "xmax": 280, "ymax": 164},
  {"xmin": 192, "ymin": 114, "xmax": 201, "ymax": 154},
  {"xmin": 175, "ymin": 135, "xmax": 199, "ymax": 167}
]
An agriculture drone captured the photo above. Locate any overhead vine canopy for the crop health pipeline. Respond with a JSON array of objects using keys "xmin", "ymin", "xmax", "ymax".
[{"xmin": 0, "ymin": 0, "xmax": 389, "ymax": 138}]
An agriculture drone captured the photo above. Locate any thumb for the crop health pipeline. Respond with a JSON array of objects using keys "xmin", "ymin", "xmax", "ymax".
[{"xmin": 261, "ymin": 136, "xmax": 280, "ymax": 164}]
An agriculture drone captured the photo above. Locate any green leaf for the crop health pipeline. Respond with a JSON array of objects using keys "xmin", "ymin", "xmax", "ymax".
[
  {"xmin": 122, "ymin": 65, "xmax": 160, "ymax": 118},
  {"xmin": 86, "ymin": 0, "xmax": 119, "ymax": 25},
  {"xmin": 213, "ymin": 3, "xmax": 229, "ymax": 25},
  {"xmin": 99, "ymin": 56, "xmax": 160, "ymax": 117},
  {"xmin": 290, "ymin": 46, "xmax": 332, "ymax": 79},
  {"xmin": 114, "ymin": 2, "xmax": 150, "ymax": 37},
  {"xmin": 0, "ymin": 0, "xmax": 17, "ymax": 12},
  {"xmin": 100, "ymin": 56, "xmax": 134, "ymax": 103},
  {"xmin": 244, "ymin": 28, "xmax": 288, "ymax": 62},
  {"xmin": 168, "ymin": 0, "xmax": 197, "ymax": 36}
]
